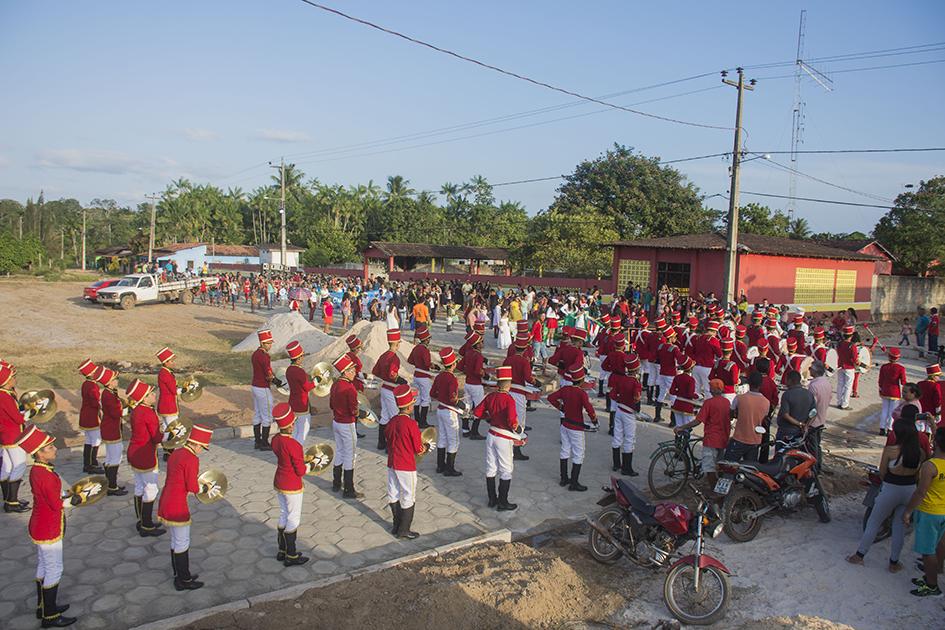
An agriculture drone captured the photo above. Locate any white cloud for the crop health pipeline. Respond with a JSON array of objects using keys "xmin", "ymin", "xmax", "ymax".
[
  {"xmin": 254, "ymin": 128, "xmax": 311, "ymax": 143},
  {"xmin": 182, "ymin": 127, "xmax": 220, "ymax": 141},
  {"xmin": 36, "ymin": 148, "xmax": 151, "ymax": 175}
]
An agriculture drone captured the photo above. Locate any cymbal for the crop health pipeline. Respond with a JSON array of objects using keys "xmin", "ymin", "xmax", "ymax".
[
  {"xmin": 161, "ymin": 418, "xmax": 193, "ymax": 450},
  {"xmin": 69, "ymin": 475, "xmax": 107, "ymax": 507},
  {"xmin": 304, "ymin": 442, "xmax": 334, "ymax": 475},
  {"xmin": 196, "ymin": 469, "xmax": 228, "ymax": 504},
  {"xmin": 178, "ymin": 375, "xmax": 203, "ymax": 403},
  {"xmin": 356, "ymin": 393, "xmax": 378, "ymax": 428},
  {"xmin": 18, "ymin": 389, "xmax": 57, "ymax": 424},
  {"xmin": 274, "ymin": 366, "xmax": 290, "ymax": 396},
  {"xmin": 310, "ymin": 362, "xmax": 334, "ymax": 398},
  {"xmin": 416, "ymin": 426, "xmax": 437, "ymax": 461}
]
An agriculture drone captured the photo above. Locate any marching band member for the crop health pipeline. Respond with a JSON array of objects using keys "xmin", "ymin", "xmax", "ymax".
[
  {"xmin": 689, "ymin": 322, "xmax": 721, "ymax": 400},
  {"xmin": 751, "ymin": 338, "xmax": 776, "ymax": 379},
  {"xmin": 779, "ymin": 338, "xmax": 806, "ymax": 387},
  {"xmin": 548, "ymin": 327, "xmax": 584, "ymax": 388},
  {"xmin": 386, "ymin": 384, "xmax": 425, "ymax": 539},
  {"xmin": 634, "ymin": 315, "xmax": 654, "ymax": 403},
  {"xmin": 878, "ymin": 348, "xmax": 907, "ymax": 436},
  {"xmin": 788, "ymin": 314, "xmax": 807, "ymax": 348},
  {"xmin": 765, "ymin": 319, "xmax": 784, "ymax": 369},
  {"xmin": 126, "ymin": 379, "xmax": 166, "ymax": 537},
  {"xmin": 344, "ymin": 334, "xmax": 366, "ymax": 438},
  {"xmin": 609, "ymin": 353, "xmax": 642, "ymax": 476},
  {"xmin": 746, "ymin": 310, "xmax": 765, "ymax": 347},
  {"xmin": 733, "ymin": 325, "xmax": 750, "ymax": 372},
  {"xmin": 97, "ymin": 367, "xmax": 127, "ymax": 496},
  {"xmin": 595, "ymin": 314, "xmax": 612, "ymax": 399},
  {"xmin": 602, "ymin": 332, "xmax": 629, "ymax": 435},
  {"xmin": 271, "ymin": 402, "xmax": 311, "ymax": 566},
  {"xmin": 285, "ymin": 341, "xmax": 316, "ymax": 445},
  {"xmin": 655, "ymin": 330, "xmax": 684, "ymax": 423},
  {"xmin": 22, "ymin": 425, "xmax": 100, "ymax": 628},
  {"xmin": 810, "ymin": 327, "xmax": 829, "ymax": 364},
  {"xmin": 918, "ymin": 365, "xmax": 942, "ymax": 423},
  {"xmin": 836, "ymin": 325, "xmax": 859, "ymax": 409},
  {"xmin": 408, "ymin": 326, "xmax": 434, "ymax": 429},
  {"xmin": 78, "ymin": 358, "xmax": 104, "ymax": 474},
  {"xmin": 670, "ymin": 356, "xmax": 699, "ymax": 429},
  {"xmin": 431, "ymin": 347, "xmax": 462, "ymax": 476},
  {"xmin": 474, "ymin": 365, "xmax": 519, "ymax": 510},
  {"xmin": 459, "ymin": 332, "xmax": 486, "ymax": 439},
  {"xmin": 1, "ymin": 362, "xmax": 30, "ymax": 513},
  {"xmin": 158, "ymin": 423, "xmax": 214, "ymax": 591},
  {"xmin": 372, "ymin": 328, "xmax": 403, "ymax": 451},
  {"xmin": 504, "ymin": 335, "xmax": 537, "ymax": 462},
  {"xmin": 156, "ymin": 347, "xmax": 179, "ymax": 461},
  {"xmin": 329, "ymin": 354, "xmax": 363, "ymax": 499},
  {"xmin": 251, "ymin": 330, "xmax": 275, "ymax": 451},
  {"xmin": 711, "ymin": 339, "xmax": 740, "ymax": 405},
  {"xmin": 548, "ymin": 366, "xmax": 597, "ymax": 491}
]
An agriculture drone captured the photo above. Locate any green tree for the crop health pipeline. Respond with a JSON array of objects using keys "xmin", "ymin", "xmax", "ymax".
[
  {"xmin": 788, "ymin": 217, "xmax": 812, "ymax": 240},
  {"xmin": 736, "ymin": 203, "xmax": 791, "ymax": 237},
  {"xmin": 301, "ymin": 219, "xmax": 359, "ymax": 266},
  {"xmin": 526, "ymin": 204, "xmax": 619, "ymax": 277},
  {"xmin": 874, "ymin": 176, "xmax": 945, "ymax": 274},
  {"xmin": 0, "ymin": 232, "xmax": 44, "ymax": 274}
]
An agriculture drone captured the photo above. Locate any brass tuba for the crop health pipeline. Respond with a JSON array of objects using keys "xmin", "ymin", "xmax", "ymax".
[
  {"xmin": 18, "ymin": 390, "xmax": 58, "ymax": 424},
  {"xmin": 67, "ymin": 475, "xmax": 108, "ymax": 507}
]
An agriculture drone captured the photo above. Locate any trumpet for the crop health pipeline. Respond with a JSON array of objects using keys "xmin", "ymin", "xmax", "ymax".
[
  {"xmin": 177, "ymin": 375, "xmax": 203, "ymax": 403},
  {"xmin": 196, "ymin": 469, "xmax": 228, "ymax": 504},
  {"xmin": 310, "ymin": 362, "xmax": 334, "ymax": 398},
  {"xmin": 304, "ymin": 443, "xmax": 334, "ymax": 475},
  {"xmin": 161, "ymin": 418, "xmax": 193, "ymax": 450},
  {"xmin": 356, "ymin": 393, "xmax": 378, "ymax": 428},
  {"xmin": 18, "ymin": 390, "xmax": 57, "ymax": 424}
]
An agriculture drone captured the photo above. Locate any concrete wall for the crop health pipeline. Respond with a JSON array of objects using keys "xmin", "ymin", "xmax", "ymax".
[{"xmin": 871, "ymin": 275, "xmax": 945, "ymax": 319}]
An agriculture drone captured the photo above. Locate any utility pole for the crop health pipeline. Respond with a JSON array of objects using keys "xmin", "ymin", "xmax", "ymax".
[
  {"xmin": 721, "ymin": 67, "xmax": 755, "ymax": 306},
  {"xmin": 145, "ymin": 193, "xmax": 161, "ymax": 262},
  {"xmin": 269, "ymin": 161, "xmax": 288, "ymax": 268},
  {"xmin": 80, "ymin": 207, "xmax": 87, "ymax": 270}
]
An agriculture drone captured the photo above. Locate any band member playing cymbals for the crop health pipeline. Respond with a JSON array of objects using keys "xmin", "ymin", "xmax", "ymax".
[
  {"xmin": 386, "ymin": 384, "xmax": 425, "ymax": 539},
  {"xmin": 156, "ymin": 347, "xmax": 178, "ymax": 461},
  {"xmin": 1, "ymin": 361, "xmax": 30, "ymax": 513},
  {"xmin": 158, "ymin": 423, "xmax": 214, "ymax": 591},
  {"xmin": 609, "ymin": 354, "xmax": 642, "ymax": 477},
  {"xmin": 548, "ymin": 366, "xmax": 597, "ymax": 492},
  {"xmin": 372, "ymin": 329, "xmax": 403, "ymax": 452},
  {"xmin": 459, "ymin": 332, "xmax": 486, "ymax": 439},
  {"xmin": 251, "ymin": 329, "xmax": 275, "ymax": 451},
  {"xmin": 96, "ymin": 367, "xmax": 127, "ymax": 496},
  {"xmin": 431, "ymin": 347, "xmax": 462, "ymax": 476},
  {"xmin": 408, "ymin": 325, "xmax": 434, "ymax": 429},
  {"xmin": 504, "ymin": 335, "xmax": 537, "ymax": 462},
  {"xmin": 473, "ymin": 365, "xmax": 519, "ymax": 511},
  {"xmin": 285, "ymin": 341, "xmax": 316, "ymax": 445},
  {"xmin": 345, "ymin": 335, "xmax": 366, "ymax": 438},
  {"xmin": 271, "ymin": 402, "xmax": 312, "ymax": 567},
  {"xmin": 126, "ymin": 379, "xmax": 165, "ymax": 537},
  {"xmin": 329, "ymin": 354, "xmax": 363, "ymax": 499},
  {"xmin": 78, "ymin": 358, "xmax": 104, "ymax": 474}
]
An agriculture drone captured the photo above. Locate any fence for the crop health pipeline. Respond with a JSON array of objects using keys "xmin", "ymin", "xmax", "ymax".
[{"xmin": 871, "ymin": 275, "xmax": 945, "ymax": 319}]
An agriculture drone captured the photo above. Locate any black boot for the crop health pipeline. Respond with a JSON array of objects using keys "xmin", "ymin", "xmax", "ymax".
[
  {"xmin": 259, "ymin": 426, "xmax": 272, "ymax": 451},
  {"xmin": 513, "ymin": 446, "xmax": 529, "ymax": 461},
  {"xmin": 397, "ymin": 504, "xmax": 419, "ymax": 539},
  {"xmin": 377, "ymin": 424, "xmax": 387, "ymax": 451},
  {"xmin": 621, "ymin": 452, "xmax": 639, "ymax": 477},
  {"xmin": 435, "ymin": 448, "xmax": 446, "ymax": 474},
  {"xmin": 82, "ymin": 444, "xmax": 91, "ymax": 473},
  {"xmin": 0, "ymin": 480, "xmax": 7, "ymax": 505},
  {"xmin": 597, "ymin": 381, "xmax": 605, "ymax": 398},
  {"xmin": 276, "ymin": 527, "xmax": 286, "ymax": 561},
  {"xmin": 36, "ymin": 579, "xmax": 68, "ymax": 619},
  {"xmin": 283, "ymin": 530, "xmax": 309, "ymax": 566},
  {"xmin": 253, "ymin": 424, "xmax": 262, "ymax": 450},
  {"xmin": 468, "ymin": 419, "xmax": 485, "ymax": 440},
  {"xmin": 139, "ymin": 501, "xmax": 166, "ymax": 537},
  {"xmin": 332, "ymin": 465, "xmax": 342, "ymax": 493},
  {"xmin": 421, "ymin": 406, "xmax": 430, "ymax": 429},
  {"xmin": 105, "ymin": 466, "xmax": 128, "ymax": 496},
  {"xmin": 134, "ymin": 495, "xmax": 142, "ymax": 532},
  {"xmin": 444, "ymin": 452, "xmax": 463, "ymax": 477},
  {"xmin": 413, "ymin": 407, "xmax": 421, "ymax": 425},
  {"xmin": 342, "ymin": 469, "xmax": 363, "ymax": 499},
  {"xmin": 611, "ymin": 448, "xmax": 621, "ymax": 472},
  {"xmin": 568, "ymin": 463, "xmax": 587, "ymax": 492},
  {"xmin": 89, "ymin": 446, "xmax": 105, "ymax": 474},
  {"xmin": 4, "ymin": 480, "xmax": 29, "ymax": 512},
  {"xmin": 462, "ymin": 417, "xmax": 470, "ymax": 437},
  {"xmin": 559, "ymin": 459, "xmax": 570, "ymax": 486},
  {"xmin": 173, "ymin": 551, "xmax": 204, "ymax": 590},
  {"xmin": 608, "ymin": 411, "xmax": 615, "ymax": 436},
  {"xmin": 390, "ymin": 502, "xmax": 402, "ymax": 534},
  {"xmin": 497, "ymin": 479, "xmax": 518, "ymax": 511},
  {"xmin": 655, "ymin": 403, "xmax": 663, "ymax": 423},
  {"xmin": 40, "ymin": 584, "xmax": 76, "ymax": 627},
  {"xmin": 486, "ymin": 476, "xmax": 498, "ymax": 508}
]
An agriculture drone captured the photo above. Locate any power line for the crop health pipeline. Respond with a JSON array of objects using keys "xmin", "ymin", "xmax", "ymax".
[
  {"xmin": 296, "ymin": 0, "xmax": 730, "ymax": 130},
  {"xmin": 744, "ymin": 41, "xmax": 945, "ymax": 70},
  {"xmin": 740, "ymin": 191, "xmax": 893, "ymax": 209},
  {"xmin": 746, "ymin": 153, "xmax": 896, "ymax": 204},
  {"xmin": 757, "ymin": 147, "xmax": 945, "ymax": 155},
  {"xmin": 755, "ymin": 57, "xmax": 945, "ymax": 80}
]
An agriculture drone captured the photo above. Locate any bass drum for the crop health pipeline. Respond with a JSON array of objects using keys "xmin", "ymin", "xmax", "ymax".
[
  {"xmin": 824, "ymin": 348, "xmax": 839, "ymax": 373},
  {"xmin": 856, "ymin": 346, "xmax": 873, "ymax": 374}
]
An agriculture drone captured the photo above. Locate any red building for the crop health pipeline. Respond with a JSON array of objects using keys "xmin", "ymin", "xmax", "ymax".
[
  {"xmin": 611, "ymin": 233, "xmax": 878, "ymax": 315},
  {"xmin": 816, "ymin": 238, "xmax": 895, "ymax": 276}
]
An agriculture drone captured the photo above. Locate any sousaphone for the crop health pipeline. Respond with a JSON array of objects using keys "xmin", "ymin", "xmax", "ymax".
[
  {"xmin": 196, "ymin": 469, "xmax": 228, "ymax": 504},
  {"xmin": 178, "ymin": 375, "xmax": 203, "ymax": 403},
  {"xmin": 67, "ymin": 475, "xmax": 108, "ymax": 507},
  {"xmin": 356, "ymin": 393, "xmax": 378, "ymax": 428},
  {"xmin": 304, "ymin": 443, "xmax": 334, "ymax": 475},
  {"xmin": 18, "ymin": 390, "xmax": 58, "ymax": 424},
  {"xmin": 415, "ymin": 426, "xmax": 437, "ymax": 461},
  {"xmin": 310, "ymin": 362, "xmax": 334, "ymax": 397},
  {"xmin": 162, "ymin": 417, "xmax": 193, "ymax": 450}
]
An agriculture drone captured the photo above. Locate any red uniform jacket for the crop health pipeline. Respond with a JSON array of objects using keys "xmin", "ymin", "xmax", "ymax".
[
  {"xmin": 689, "ymin": 335, "xmax": 721, "ymax": 369},
  {"xmin": 812, "ymin": 345, "xmax": 828, "ymax": 364},
  {"xmin": 329, "ymin": 378, "xmax": 358, "ymax": 424},
  {"xmin": 386, "ymin": 413, "xmax": 423, "ymax": 471},
  {"xmin": 609, "ymin": 373, "xmax": 642, "ymax": 413},
  {"xmin": 711, "ymin": 360, "xmax": 740, "ymax": 394},
  {"xmin": 100, "ymin": 388, "xmax": 124, "ymax": 443},
  {"xmin": 766, "ymin": 334, "xmax": 784, "ymax": 363},
  {"xmin": 251, "ymin": 348, "xmax": 273, "ymax": 388},
  {"xmin": 733, "ymin": 340, "xmax": 749, "ymax": 371},
  {"xmin": 505, "ymin": 343, "xmax": 535, "ymax": 362},
  {"xmin": 372, "ymin": 350, "xmax": 400, "ymax": 387},
  {"xmin": 751, "ymin": 356, "xmax": 776, "ymax": 379},
  {"xmin": 431, "ymin": 371, "xmax": 460, "ymax": 407},
  {"xmin": 657, "ymin": 343, "xmax": 684, "ymax": 377},
  {"xmin": 878, "ymin": 362, "xmax": 907, "ymax": 400},
  {"xmin": 158, "ymin": 447, "xmax": 199, "ymax": 525},
  {"xmin": 919, "ymin": 380, "xmax": 942, "ymax": 414},
  {"xmin": 670, "ymin": 373, "xmax": 698, "ymax": 413},
  {"xmin": 778, "ymin": 355, "xmax": 806, "ymax": 387},
  {"xmin": 602, "ymin": 350, "xmax": 628, "ymax": 375},
  {"xmin": 286, "ymin": 364, "xmax": 315, "ymax": 414},
  {"xmin": 503, "ymin": 354, "xmax": 535, "ymax": 395},
  {"xmin": 644, "ymin": 331, "xmax": 659, "ymax": 363},
  {"xmin": 458, "ymin": 349, "xmax": 485, "ymax": 385},
  {"xmin": 0, "ymin": 388, "xmax": 25, "ymax": 446},
  {"xmin": 595, "ymin": 331, "xmax": 612, "ymax": 358},
  {"xmin": 347, "ymin": 352, "xmax": 365, "ymax": 392},
  {"xmin": 548, "ymin": 385, "xmax": 596, "ymax": 431},
  {"xmin": 473, "ymin": 391, "xmax": 518, "ymax": 434},
  {"xmin": 128, "ymin": 405, "xmax": 162, "ymax": 472},
  {"xmin": 28, "ymin": 463, "xmax": 65, "ymax": 544},
  {"xmin": 548, "ymin": 342, "xmax": 583, "ymax": 377},
  {"xmin": 759, "ymin": 376, "xmax": 780, "ymax": 410},
  {"xmin": 408, "ymin": 344, "xmax": 433, "ymax": 379},
  {"xmin": 156, "ymin": 367, "xmax": 178, "ymax": 416},
  {"xmin": 79, "ymin": 379, "xmax": 101, "ymax": 429},
  {"xmin": 746, "ymin": 325, "xmax": 764, "ymax": 347},
  {"xmin": 272, "ymin": 433, "xmax": 307, "ymax": 493},
  {"xmin": 837, "ymin": 340, "xmax": 859, "ymax": 370}
]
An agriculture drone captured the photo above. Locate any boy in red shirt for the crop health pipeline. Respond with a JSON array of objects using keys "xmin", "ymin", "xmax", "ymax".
[
  {"xmin": 78, "ymin": 358, "xmax": 104, "ymax": 474},
  {"xmin": 609, "ymin": 354, "xmax": 642, "ymax": 476},
  {"xmin": 285, "ymin": 341, "xmax": 316, "ymax": 445},
  {"xmin": 126, "ymin": 379, "xmax": 165, "ymax": 538},
  {"xmin": 386, "ymin": 384, "xmax": 425, "ymax": 539},
  {"xmin": 474, "ymin": 366, "xmax": 520, "ymax": 510},
  {"xmin": 674, "ymin": 379, "xmax": 732, "ymax": 487},
  {"xmin": 548, "ymin": 366, "xmax": 597, "ymax": 492},
  {"xmin": 271, "ymin": 402, "xmax": 313, "ymax": 567},
  {"xmin": 669, "ymin": 357, "xmax": 699, "ymax": 429},
  {"xmin": 878, "ymin": 348, "xmax": 907, "ymax": 436}
]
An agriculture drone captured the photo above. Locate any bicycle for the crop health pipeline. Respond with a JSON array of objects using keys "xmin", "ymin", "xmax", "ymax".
[{"xmin": 647, "ymin": 432, "xmax": 704, "ymax": 498}]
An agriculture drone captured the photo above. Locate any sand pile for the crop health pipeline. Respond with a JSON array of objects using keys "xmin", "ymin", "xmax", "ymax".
[{"xmin": 231, "ymin": 312, "xmax": 315, "ymax": 353}]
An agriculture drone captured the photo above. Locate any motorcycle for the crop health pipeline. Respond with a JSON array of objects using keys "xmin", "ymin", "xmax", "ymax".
[
  {"xmin": 716, "ymin": 432, "xmax": 830, "ymax": 542},
  {"xmin": 587, "ymin": 478, "xmax": 730, "ymax": 626}
]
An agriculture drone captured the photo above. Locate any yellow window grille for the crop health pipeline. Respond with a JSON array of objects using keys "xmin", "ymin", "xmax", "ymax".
[
  {"xmin": 617, "ymin": 259, "xmax": 650, "ymax": 291},
  {"xmin": 793, "ymin": 268, "xmax": 835, "ymax": 304},
  {"xmin": 835, "ymin": 270, "xmax": 857, "ymax": 303}
]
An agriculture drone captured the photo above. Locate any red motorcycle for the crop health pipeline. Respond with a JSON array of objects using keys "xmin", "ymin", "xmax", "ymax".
[{"xmin": 587, "ymin": 478, "xmax": 730, "ymax": 626}]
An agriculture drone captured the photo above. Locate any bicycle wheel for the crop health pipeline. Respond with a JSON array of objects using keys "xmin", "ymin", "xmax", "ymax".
[{"xmin": 648, "ymin": 445, "xmax": 690, "ymax": 498}]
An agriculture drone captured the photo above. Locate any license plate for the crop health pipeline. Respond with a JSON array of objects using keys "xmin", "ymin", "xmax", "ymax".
[{"xmin": 714, "ymin": 478, "xmax": 733, "ymax": 495}]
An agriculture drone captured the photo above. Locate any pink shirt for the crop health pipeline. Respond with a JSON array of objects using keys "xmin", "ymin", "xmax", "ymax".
[{"xmin": 807, "ymin": 376, "xmax": 832, "ymax": 429}]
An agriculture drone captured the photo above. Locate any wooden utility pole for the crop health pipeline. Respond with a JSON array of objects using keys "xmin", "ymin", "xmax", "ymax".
[
  {"xmin": 279, "ymin": 159, "xmax": 287, "ymax": 267},
  {"xmin": 145, "ymin": 193, "xmax": 161, "ymax": 262},
  {"xmin": 80, "ymin": 207, "xmax": 87, "ymax": 270},
  {"xmin": 721, "ymin": 67, "xmax": 755, "ymax": 305}
]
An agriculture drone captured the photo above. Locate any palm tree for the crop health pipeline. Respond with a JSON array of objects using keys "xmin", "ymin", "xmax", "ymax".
[
  {"xmin": 384, "ymin": 175, "xmax": 415, "ymax": 203},
  {"xmin": 789, "ymin": 217, "xmax": 811, "ymax": 240}
]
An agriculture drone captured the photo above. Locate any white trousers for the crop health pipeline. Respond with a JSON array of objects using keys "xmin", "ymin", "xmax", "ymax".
[
  {"xmin": 693, "ymin": 366, "xmax": 711, "ymax": 399},
  {"xmin": 880, "ymin": 398, "xmax": 898, "ymax": 431},
  {"xmin": 277, "ymin": 492, "xmax": 303, "ymax": 532},
  {"xmin": 435, "ymin": 408, "xmax": 460, "ymax": 453},
  {"xmin": 293, "ymin": 413, "xmax": 311, "ymax": 445},
  {"xmin": 723, "ymin": 393, "xmax": 736, "ymax": 407},
  {"xmin": 510, "ymin": 392, "xmax": 527, "ymax": 428},
  {"xmin": 35, "ymin": 540, "xmax": 64, "ymax": 587},
  {"xmin": 645, "ymin": 361, "xmax": 658, "ymax": 384},
  {"xmin": 612, "ymin": 409, "xmax": 636, "ymax": 452},
  {"xmin": 84, "ymin": 428, "xmax": 102, "ymax": 447},
  {"xmin": 559, "ymin": 426, "xmax": 586, "ymax": 464},
  {"xmin": 104, "ymin": 442, "xmax": 123, "ymax": 466},
  {"xmin": 657, "ymin": 375, "xmax": 675, "ymax": 404},
  {"xmin": 332, "ymin": 421, "xmax": 357, "ymax": 470},
  {"xmin": 1, "ymin": 445, "xmax": 27, "ymax": 481},
  {"xmin": 159, "ymin": 414, "xmax": 178, "ymax": 432},
  {"xmin": 380, "ymin": 388, "xmax": 397, "ymax": 425},
  {"xmin": 464, "ymin": 383, "xmax": 485, "ymax": 410},
  {"xmin": 134, "ymin": 470, "xmax": 159, "ymax": 502},
  {"xmin": 837, "ymin": 368, "xmax": 855, "ymax": 408},
  {"xmin": 169, "ymin": 524, "xmax": 190, "ymax": 552},
  {"xmin": 484, "ymin": 433, "xmax": 513, "ymax": 480},
  {"xmin": 251, "ymin": 386, "xmax": 273, "ymax": 426},
  {"xmin": 673, "ymin": 412, "xmax": 694, "ymax": 429},
  {"xmin": 387, "ymin": 469, "xmax": 417, "ymax": 508},
  {"xmin": 414, "ymin": 376, "xmax": 432, "ymax": 407}
]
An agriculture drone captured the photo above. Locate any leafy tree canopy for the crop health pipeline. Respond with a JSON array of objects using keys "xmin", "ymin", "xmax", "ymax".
[{"xmin": 873, "ymin": 176, "xmax": 945, "ymax": 274}]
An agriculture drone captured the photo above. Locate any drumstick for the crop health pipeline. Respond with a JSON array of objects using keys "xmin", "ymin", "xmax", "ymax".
[{"xmin": 862, "ymin": 324, "xmax": 888, "ymax": 353}]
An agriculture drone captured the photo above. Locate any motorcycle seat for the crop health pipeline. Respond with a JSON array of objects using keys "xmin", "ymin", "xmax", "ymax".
[
  {"xmin": 748, "ymin": 458, "xmax": 784, "ymax": 476},
  {"xmin": 617, "ymin": 480, "xmax": 655, "ymax": 516}
]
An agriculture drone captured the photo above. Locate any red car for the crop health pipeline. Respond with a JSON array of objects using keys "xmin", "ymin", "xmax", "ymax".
[{"xmin": 83, "ymin": 278, "xmax": 120, "ymax": 302}]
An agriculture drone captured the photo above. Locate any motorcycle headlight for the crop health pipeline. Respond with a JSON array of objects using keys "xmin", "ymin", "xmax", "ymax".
[
  {"xmin": 710, "ymin": 521, "xmax": 724, "ymax": 539},
  {"xmin": 736, "ymin": 473, "xmax": 745, "ymax": 483}
]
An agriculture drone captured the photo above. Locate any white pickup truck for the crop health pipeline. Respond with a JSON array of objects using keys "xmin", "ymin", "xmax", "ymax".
[{"xmin": 96, "ymin": 274, "xmax": 218, "ymax": 310}]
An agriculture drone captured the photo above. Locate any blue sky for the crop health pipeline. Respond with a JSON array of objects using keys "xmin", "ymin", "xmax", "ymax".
[{"xmin": 1, "ymin": 1, "xmax": 944, "ymax": 233}]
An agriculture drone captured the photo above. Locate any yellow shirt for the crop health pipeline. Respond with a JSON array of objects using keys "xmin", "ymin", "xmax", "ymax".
[
  {"xmin": 919, "ymin": 458, "xmax": 945, "ymax": 515},
  {"xmin": 510, "ymin": 300, "xmax": 522, "ymax": 322}
]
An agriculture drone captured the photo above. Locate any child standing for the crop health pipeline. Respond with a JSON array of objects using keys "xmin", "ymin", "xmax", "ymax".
[{"xmin": 900, "ymin": 317, "xmax": 911, "ymax": 346}]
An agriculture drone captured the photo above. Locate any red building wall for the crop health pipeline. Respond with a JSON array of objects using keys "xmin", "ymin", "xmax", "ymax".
[{"xmin": 857, "ymin": 242, "xmax": 893, "ymax": 275}]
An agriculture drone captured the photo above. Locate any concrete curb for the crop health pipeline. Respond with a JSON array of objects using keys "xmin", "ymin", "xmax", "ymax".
[{"xmin": 130, "ymin": 528, "xmax": 511, "ymax": 630}]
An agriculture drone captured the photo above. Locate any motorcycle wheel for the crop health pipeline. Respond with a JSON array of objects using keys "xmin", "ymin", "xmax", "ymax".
[
  {"xmin": 812, "ymin": 480, "xmax": 831, "ymax": 523},
  {"xmin": 647, "ymin": 445, "xmax": 690, "ymax": 499},
  {"xmin": 588, "ymin": 505, "xmax": 625, "ymax": 564},
  {"xmin": 663, "ymin": 563, "xmax": 730, "ymax": 626},
  {"xmin": 722, "ymin": 488, "xmax": 765, "ymax": 542},
  {"xmin": 861, "ymin": 507, "xmax": 893, "ymax": 543}
]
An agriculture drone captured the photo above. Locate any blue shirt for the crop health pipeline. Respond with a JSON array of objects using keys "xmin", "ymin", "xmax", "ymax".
[{"xmin": 916, "ymin": 314, "xmax": 930, "ymax": 335}]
